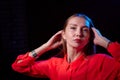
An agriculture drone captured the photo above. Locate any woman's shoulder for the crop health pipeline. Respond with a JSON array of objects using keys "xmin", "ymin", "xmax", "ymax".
[
  {"xmin": 88, "ymin": 53, "xmax": 120, "ymax": 67},
  {"xmin": 48, "ymin": 56, "xmax": 64, "ymax": 64},
  {"xmin": 94, "ymin": 53, "xmax": 111, "ymax": 57},
  {"xmin": 89, "ymin": 53, "xmax": 120, "ymax": 64},
  {"xmin": 88, "ymin": 53, "xmax": 113, "ymax": 62}
]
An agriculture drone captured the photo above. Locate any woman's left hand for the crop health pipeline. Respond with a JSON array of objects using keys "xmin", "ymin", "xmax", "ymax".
[{"xmin": 92, "ymin": 27, "xmax": 111, "ymax": 48}]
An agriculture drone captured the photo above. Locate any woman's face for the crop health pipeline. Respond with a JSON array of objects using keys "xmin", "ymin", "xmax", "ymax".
[{"xmin": 62, "ymin": 17, "xmax": 90, "ymax": 50}]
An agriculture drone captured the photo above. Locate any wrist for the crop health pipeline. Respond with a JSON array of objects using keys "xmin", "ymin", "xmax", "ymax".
[
  {"xmin": 101, "ymin": 37, "xmax": 111, "ymax": 49},
  {"xmin": 29, "ymin": 50, "xmax": 38, "ymax": 58},
  {"xmin": 106, "ymin": 41, "xmax": 112, "ymax": 48}
]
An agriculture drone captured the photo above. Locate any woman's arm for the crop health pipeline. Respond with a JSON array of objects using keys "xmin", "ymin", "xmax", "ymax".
[
  {"xmin": 29, "ymin": 30, "xmax": 63, "ymax": 58},
  {"xmin": 11, "ymin": 30, "xmax": 63, "ymax": 77},
  {"xmin": 92, "ymin": 27, "xmax": 120, "ymax": 61}
]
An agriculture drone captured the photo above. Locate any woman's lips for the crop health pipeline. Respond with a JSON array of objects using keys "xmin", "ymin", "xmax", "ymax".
[{"xmin": 74, "ymin": 39, "xmax": 81, "ymax": 43}]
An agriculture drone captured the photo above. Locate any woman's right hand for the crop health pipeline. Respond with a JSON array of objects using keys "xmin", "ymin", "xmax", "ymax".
[{"xmin": 45, "ymin": 30, "xmax": 63, "ymax": 50}]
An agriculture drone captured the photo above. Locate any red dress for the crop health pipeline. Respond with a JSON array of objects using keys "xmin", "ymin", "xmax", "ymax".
[{"xmin": 12, "ymin": 42, "xmax": 120, "ymax": 80}]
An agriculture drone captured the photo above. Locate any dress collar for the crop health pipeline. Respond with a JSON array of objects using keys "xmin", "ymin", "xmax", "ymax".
[{"xmin": 63, "ymin": 53, "xmax": 87, "ymax": 68}]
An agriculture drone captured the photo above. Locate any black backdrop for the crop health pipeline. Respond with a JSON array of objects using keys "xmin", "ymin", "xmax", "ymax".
[{"xmin": 0, "ymin": 0, "xmax": 120, "ymax": 80}]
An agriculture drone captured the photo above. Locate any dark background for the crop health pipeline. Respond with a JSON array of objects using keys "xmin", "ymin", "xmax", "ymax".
[{"xmin": 0, "ymin": 0, "xmax": 120, "ymax": 80}]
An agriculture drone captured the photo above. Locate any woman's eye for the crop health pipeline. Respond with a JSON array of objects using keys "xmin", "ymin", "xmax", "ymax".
[
  {"xmin": 70, "ymin": 26, "xmax": 76, "ymax": 30},
  {"xmin": 82, "ymin": 28, "xmax": 89, "ymax": 32}
]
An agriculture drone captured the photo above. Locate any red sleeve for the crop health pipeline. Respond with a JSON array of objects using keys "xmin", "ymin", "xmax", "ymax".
[
  {"xmin": 107, "ymin": 42, "xmax": 120, "ymax": 61},
  {"xmin": 11, "ymin": 52, "xmax": 51, "ymax": 78}
]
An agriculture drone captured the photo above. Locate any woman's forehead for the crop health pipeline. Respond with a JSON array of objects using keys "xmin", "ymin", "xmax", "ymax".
[{"xmin": 67, "ymin": 17, "xmax": 90, "ymax": 27}]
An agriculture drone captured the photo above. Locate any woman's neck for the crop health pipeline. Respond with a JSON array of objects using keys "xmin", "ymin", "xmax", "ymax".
[{"xmin": 67, "ymin": 47, "xmax": 84, "ymax": 63}]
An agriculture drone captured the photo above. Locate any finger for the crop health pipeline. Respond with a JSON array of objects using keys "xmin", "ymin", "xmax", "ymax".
[
  {"xmin": 92, "ymin": 27, "xmax": 102, "ymax": 36},
  {"xmin": 55, "ymin": 30, "xmax": 63, "ymax": 36}
]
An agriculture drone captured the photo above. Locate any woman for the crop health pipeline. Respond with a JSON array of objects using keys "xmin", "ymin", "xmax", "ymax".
[{"xmin": 12, "ymin": 13, "xmax": 120, "ymax": 80}]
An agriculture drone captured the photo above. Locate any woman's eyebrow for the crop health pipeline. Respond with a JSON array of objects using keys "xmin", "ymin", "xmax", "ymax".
[
  {"xmin": 68, "ymin": 23, "xmax": 78, "ymax": 27},
  {"xmin": 82, "ymin": 25, "xmax": 90, "ymax": 28},
  {"xmin": 68, "ymin": 23, "xmax": 89, "ymax": 28},
  {"xmin": 69, "ymin": 23, "xmax": 77, "ymax": 26}
]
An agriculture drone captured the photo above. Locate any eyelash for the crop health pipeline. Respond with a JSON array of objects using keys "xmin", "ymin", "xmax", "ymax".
[{"xmin": 70, "ymin": 27, "xmax": 76, "ymax": 29}]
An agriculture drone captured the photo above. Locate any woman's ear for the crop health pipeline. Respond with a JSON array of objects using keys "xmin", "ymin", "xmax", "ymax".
[{"xmin": 62, "ymin": 31, "xmax": 66, "ymax": 40}]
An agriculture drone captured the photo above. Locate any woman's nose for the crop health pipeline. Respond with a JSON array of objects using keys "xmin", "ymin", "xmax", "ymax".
[{"xmin": 75, "ymin": 30, "xmax": 83, "ymax": 37}]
